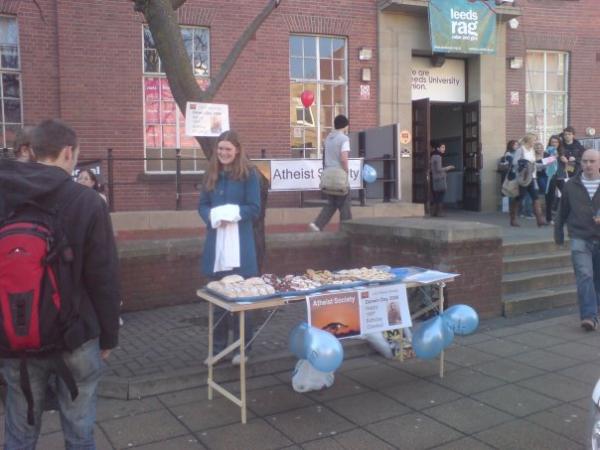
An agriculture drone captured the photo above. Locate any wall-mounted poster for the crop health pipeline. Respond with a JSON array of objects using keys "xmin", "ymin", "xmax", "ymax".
[
  {"xmin": 429, "ymin": 0, "xmax": 497, "ymax": 55},
  {"xmin": 185, "ymin": 102, "xmax": 230, "ymax": 137},
  {"xmin": 411, "ymin": 57, "xmax": 465, "ymax": 102}
]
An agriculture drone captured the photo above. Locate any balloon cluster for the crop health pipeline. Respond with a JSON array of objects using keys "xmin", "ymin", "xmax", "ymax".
[
  {"xmin": 289, "ymin": 322, "xmax": 344, "ymax": 372},
  {"xmin": 412, "ymin": 304, "xmax": 479, "ymax": 360}
]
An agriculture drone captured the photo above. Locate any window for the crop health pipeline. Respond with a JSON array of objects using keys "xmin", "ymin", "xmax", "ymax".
[
  {"xmin": 0, "ymin": 17, "xmax": 21, "ymax": 149},
  {"xmin": 143, "ymin": 26, "xmax": 209, "ymax": 173},
  {"xmin": 526, "ymin": 51, "xmax": 569, "ymax": 144},
  {"xmin": 290, "ymin": 35, "xmax": 347, "ymax": 158}
]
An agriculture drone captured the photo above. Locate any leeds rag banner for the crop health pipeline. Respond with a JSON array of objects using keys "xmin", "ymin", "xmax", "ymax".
[{"xmin": 429, "ymin": 0, "xmax": 497, "ymax": 55}]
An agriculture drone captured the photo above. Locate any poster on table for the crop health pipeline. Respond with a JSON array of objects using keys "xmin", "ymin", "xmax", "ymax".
[
  {"xmin": 428, "ymin": 0, "xmax": 497, "ymax": 55},
  {"xmin": 185, "ymin": 102, "xmax": 230, "ymax": 137},
  {"xmin": 307, "ymin": 284, "xmax": 411, "ymax": 338},
  {"xmin": 269, "ymin": 158, "xmax": 363, "ymax": 191}
]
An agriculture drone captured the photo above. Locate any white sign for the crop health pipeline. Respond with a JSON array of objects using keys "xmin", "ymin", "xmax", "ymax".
[
  {"xmin": 185, "ymin": 102, "xmax": 230, "ymax": 137},
  {"xmin": 411, "ymin": 57, "xmax": 465, "ymax": 102},
  {"xmin": 269, "ymin": 158, "xmax": 363, "ymax": 191},
  {"xmin": 359, "ymin": 284, "xmax": 412, "ymax": 334}
]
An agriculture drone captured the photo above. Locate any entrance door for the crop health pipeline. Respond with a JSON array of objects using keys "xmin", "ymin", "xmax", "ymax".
[
  {"xmin": 412, "ymin": 98, "xmax": 431, "ymax": 211},
  {"xmin": 462, "ymin": 101, "xmax": 481, "ymax": 211}
]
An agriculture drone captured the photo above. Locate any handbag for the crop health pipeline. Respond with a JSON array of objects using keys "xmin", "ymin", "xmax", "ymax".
[
  {"xmin": 319, "ymin": 167, "xmax": 349, "ymax": 196},
  {"xmin": 501, "ymin": 170, "xmax": 519, "ymax": 198}
]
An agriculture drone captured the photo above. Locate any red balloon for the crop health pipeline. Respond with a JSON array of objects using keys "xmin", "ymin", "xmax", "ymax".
[{"xmin": 300, "ymin": 90, "xmax": 314, "ymax": 108}]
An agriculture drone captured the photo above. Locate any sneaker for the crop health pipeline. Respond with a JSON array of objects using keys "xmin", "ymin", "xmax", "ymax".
[
  {"xmin": 119, "ymin": 317, "xmax": 124, "ymax": 327},
  {"xmin": 581, "ymin": 318, "xmax": 597, "ymax": 331},
  {"xmin": 308, "ymin": 223, "xmax": 320, "ymax": 232},
  {"xmin": 231, "ymin": 353, "xmax": 248, "ymax": 365}
]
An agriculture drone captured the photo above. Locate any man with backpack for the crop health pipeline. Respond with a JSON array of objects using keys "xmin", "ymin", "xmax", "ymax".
[{"xmin": 0, "ymin": 119, "xmax": 120, "ymax": 449}]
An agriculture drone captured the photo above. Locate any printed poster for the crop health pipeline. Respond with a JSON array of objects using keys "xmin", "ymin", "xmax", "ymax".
[
  {"xmin": 185, "ymin": 102, "xmax": 230, "ymax": 137},
  {"xmin": 307, "ymin": 284, "xmax": 411, "ymax": 338}
]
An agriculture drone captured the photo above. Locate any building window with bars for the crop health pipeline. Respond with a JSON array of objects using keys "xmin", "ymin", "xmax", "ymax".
[
  {"xmin": 526, "ymin": 50, "xmax": 569, "ymax": 144},
  {"xmin": 143, "ymin": 25, "xmax": 209, "ymax": 173},
  {"xmin": 290, "ymin": 35, "xmax": 347, "ymax": 159}
]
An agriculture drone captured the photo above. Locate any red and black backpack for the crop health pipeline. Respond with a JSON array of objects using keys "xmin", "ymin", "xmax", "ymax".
[{"xmin": 0, "ymin": 182, "xmax": 81, "ymax": 424}]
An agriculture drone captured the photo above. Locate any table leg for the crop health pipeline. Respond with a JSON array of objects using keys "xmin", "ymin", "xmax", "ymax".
[
  {"xmin": 439, "ymin": 282, "xmax": 445, "ymax": 379},
  {"xmin": 208, "ymin": 302, "xmax": 214, "ymax": 400},
  {"xmin": 239, "ymin": 310, "xmax": 247, "ymax": 424}
]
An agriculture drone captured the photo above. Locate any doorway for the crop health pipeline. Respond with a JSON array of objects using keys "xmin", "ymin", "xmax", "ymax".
[{"xmin": 411, "ymin": 99, "xmax": 481, "ymax": 211}]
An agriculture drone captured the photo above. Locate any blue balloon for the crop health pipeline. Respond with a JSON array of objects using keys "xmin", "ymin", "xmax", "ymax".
[
  {"xmin": 412, "ymin": 316, "xmax": 445, "ymax": 360},
  {"xmin": 289, "ymin": 322, "xmax": 310, "ymax": 359},
  {"xmin": 443, "ymin": 305, "xmax": 479, "ymax": 336},
  {"xmin": 304, "ymin": 327, "xmax": 344, "ymax": 372},
  {"xmin": 440, "ymin": 316, "xmax": 455, "ymax": 349},
  {"xmin": 363, "ymin": 164, "xmax": 377, "ymax": 183}
]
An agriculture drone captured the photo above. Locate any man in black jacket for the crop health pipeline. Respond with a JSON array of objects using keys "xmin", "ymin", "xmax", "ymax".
[
  {"xmin": 555, "ymin": 149, "xmax": 600, "ymax": 331},
  {"xmin": 560, "ymin": 126, "xmax": 585, "ymax": 176},
  {"xmin": 0, "ymin": 120, "xmax": 120, "ymax": 448}
]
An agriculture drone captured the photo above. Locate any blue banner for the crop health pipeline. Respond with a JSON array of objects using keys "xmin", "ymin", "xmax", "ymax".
[{"xmin": 429, "ymin": 0, "xmax": 497, "ymax": 55}]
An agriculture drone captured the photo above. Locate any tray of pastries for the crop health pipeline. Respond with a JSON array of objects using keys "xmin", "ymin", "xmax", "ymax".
[
  {"xmin": 206, "ymin": 275, "xmax": 278, "ymax": 302},
  {"xmin": 335, "ymin": 267, "xmax": 396, "ymax": 283},
  {"xmin": 305, "ymin": 269, "xmax": 366, "ymax": 290},
  {"xmin": 261, "ymin": 274, "xmax": 323, "ymax": 296}
]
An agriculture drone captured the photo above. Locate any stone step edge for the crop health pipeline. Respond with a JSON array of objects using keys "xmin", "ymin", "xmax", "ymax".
[
  {"xmin": 502, "ymin": 239, "xmax": 569, "ymax": 256},
  {"xmin": 503, "ymin": 250, "xmax": 571, "ymax": 265},
  {"xmin": 502, "ymin": 267, "xmax": 574, "ymax": 283},
  {"xmin": 503, "ymin": 285, "xmax": 577, "ymax": 303},
  {"xmin": 503, "ymin": 286, "xmax": 577, "ymax": 317},
  {"xmin": 98, "ymin": 339, "xmax": 375, "ymax": 400}
]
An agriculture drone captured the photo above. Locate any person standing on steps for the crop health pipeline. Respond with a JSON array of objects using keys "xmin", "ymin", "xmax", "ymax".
[
  {"xmin": 429, "ymin": 141, "xmax": 454, "ymax": 217},
  {"xmin": 555, "ymin": 149, "xmax": 600, "ymax": 331},
  {"xmin": 309, "ymin": 114, "xmax": 352, "ymax": 232}
]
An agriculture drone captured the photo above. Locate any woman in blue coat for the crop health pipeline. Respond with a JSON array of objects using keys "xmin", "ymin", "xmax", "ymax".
[{"xmin": 198, "ymin": 130, "xmax": 260, "ymax": 364}]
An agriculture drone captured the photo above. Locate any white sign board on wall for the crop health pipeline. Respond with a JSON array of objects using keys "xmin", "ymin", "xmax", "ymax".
[
  {"xmin": 411, "ymin": 57, "xmax": 465, "ymax": 102},
  {"xmin": 269, "ymin": 159, "xmax": 363, "ymax": 191}
]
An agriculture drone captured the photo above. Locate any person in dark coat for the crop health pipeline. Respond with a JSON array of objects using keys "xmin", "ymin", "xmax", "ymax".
[
  {"xmin": 198, "ymin": 130, "xmax": 260, "ymax": 364},
  {"xmin": 429, "ymin": 141, "xmax": 454, "ymax": 217}
]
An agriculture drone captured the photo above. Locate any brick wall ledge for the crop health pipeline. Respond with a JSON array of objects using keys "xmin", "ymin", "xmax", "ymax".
[{"xmin": 343, "ymin": 218, "xmax": 501, "ymax": 243}]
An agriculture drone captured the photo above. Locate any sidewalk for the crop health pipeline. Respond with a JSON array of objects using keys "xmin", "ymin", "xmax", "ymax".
[{"xmin": 17, "ymin": 303, "xmax": 598, "ymax": 449}]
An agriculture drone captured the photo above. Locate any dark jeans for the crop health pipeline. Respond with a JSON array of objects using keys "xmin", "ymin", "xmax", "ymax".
[
  {"xmin": 545, "ymin": 177, "xmax": 565, "ymax": 222},
  {"xmin": 213, "ymin": 307, "xmax": 253, "ymax": 354},
  {"xmin": 571, "ymin": 238, "xmax": 600, "ymax": 321},
  {"xmin": 431, "ymin": 190, "xmax": 445, "ymax": 204},
  {"xmin": 314, "ymin": 193, "xmax": 352, "ymax": 230},
  {"xmin": 2, "ymin": 339, "xmax": 104, "ymax": 450},
  {"xmin": 518, "ymin": 179, "xmax": 538, "ymax": 202}
]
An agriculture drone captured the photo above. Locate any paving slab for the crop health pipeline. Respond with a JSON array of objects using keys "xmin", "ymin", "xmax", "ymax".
[
  {"xmin": 100, "ymin": 409, "xmax": 189, "ymax": 448},
  {"xmin": 306, "ymin": 373, "xmax": 367, "ymax": 402},
  {"xmin": 168, "ymin": 397, "xmax": 255, "ymax": 432},
  {"xmin": 517, "ymin": 372, "xmax": 591, "ymax": 402},
  {"xmin": 133, "ymin": 435, "xmax": 207, "ymax": 449},
  {"xmin": 382, "ymin": 379, "xmax": 462, "ymax": 410},
  {"xmin": 442, "ymin": 346, "xmax": 497, "ymax": 367},
  {"xmin": 423, "ymin": 397, "xmax": 513, "ymax": 435},
  {"xmin": 509, "ymin": 348, "xmax": 581, "ymax": 371},
  {"xmin": 196, "ymin": 418, "xmax": 292, "ymax": 450},
  {"xmin": 366, "ymin": 413, "xmax": 464, "ymax": 450},
  {"xmin": 475, "ymin": 419, "xmax": 580, "ymax": 450},
  {"xmin": 473, "ymin": 384, "xmax": 561, "ymax": 417},
  {"xmin": 343, "ymin": 364, "xmax": 417, "ymax": 390},
  {"xmin": 467, "ymin": 337, "xmax": 532, "ymax": 357},
  {"xmin": 431, "ymin": 436, "xmax": 495, "ymax": 450},
  {"xmin": 324, "ymin": 391, "xmax": 409, "ymax": 425},
  {"xmin": 246, "ymin": 385, "xmax": 315, "ymax": 416},
  {"xmin": 265, "ymin": 405, "xmax": 355, "ymax": 443},
  {"xmin": 472, "ymin": 358, "xmax": 544, "ymax": 383},
  {"xmin": 526, "ymin": 402, "xmax": 588, "ymax": 445},
  {"xmin": 559, "ymin": 362, "xmax": 600, "ymax": 385},
  {"xmin": 503, "ymin": 330, "xmax": 567, "ymax": 349},
  {"xmin": 426, "ymin": 367, "xmax": 507, "ymax": 395}
]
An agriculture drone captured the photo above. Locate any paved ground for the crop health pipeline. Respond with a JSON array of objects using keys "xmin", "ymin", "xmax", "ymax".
[{"xmin": 15, "ymin": 305, "xmax": 598, "ymax": 449}]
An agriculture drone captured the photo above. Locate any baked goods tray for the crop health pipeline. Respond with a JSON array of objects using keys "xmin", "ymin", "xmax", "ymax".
[
  {"xmin": 204, "ymin": 287, "xmax": 281, "ymax": 303},
  {"xmin": 318, "ymin": 280, "xmax": 367, "ymax": 291}
]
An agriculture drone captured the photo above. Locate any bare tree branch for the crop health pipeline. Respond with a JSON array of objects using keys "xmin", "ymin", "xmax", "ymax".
[
  {"xmin": 204, "ymin": 0, "xmax": 281, "ymax": 99},
  {"xmin": 171, "ymin": 0, "xmax": 187, "ymax": 10}
]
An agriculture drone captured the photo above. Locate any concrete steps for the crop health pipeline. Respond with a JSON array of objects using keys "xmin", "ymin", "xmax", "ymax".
[{"xmin": 502, "ymin": 239, "xmax": 576, "ymax": 317}]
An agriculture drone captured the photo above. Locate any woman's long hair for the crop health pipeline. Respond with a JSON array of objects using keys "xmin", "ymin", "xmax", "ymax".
[
  {"xmin": 520, "ymin": 133, "xmax": 537, "ymax": 149},
  {"xmin": 547, "ymin": 134, "xmax": 563, "ymax": 156},
  {"xmin": 203, "ymin": 130, "xmax": 252, "ymax": 191},
  {"xmin": 506, "ymin": 140, "xmax": 518, "ymax": 153}
]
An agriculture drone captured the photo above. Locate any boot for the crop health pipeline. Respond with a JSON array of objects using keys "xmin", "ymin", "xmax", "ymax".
[
  {"xmin": 509, "ymin": 199, "xmax": 520, "ymax": 227},
  {"xmin": 534, "ymin": 200, "xmax": 547, "ymax": 227}
]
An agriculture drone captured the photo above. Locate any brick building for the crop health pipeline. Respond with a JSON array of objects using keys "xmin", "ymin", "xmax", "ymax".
[
  {"xmin": 3, "ymin": 0, "xmax": 377, "ymax": 211},
  {"xmin": 506, "ymin": 0, "xmax": 600, "ymax": 145}
]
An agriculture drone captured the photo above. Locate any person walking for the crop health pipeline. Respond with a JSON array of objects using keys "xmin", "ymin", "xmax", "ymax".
[
  {"xmin": 429, "ymin": 141, "xmax": 454, "ymax": 217},
  {"xmin": 198, "ymin": 130, "xmax": 260, "ymax": 364},
  {"xmin": 511, "ymin": 133, "xmax": 547, "ymax": 227},
  {"xmin": 544, "ymin": 135, "xmax": 562, "ymax": 223},
  {"xmin": 309, "ymin": 114, "xmax": 351, "ymax": 231},
  {"xmin": 0, "ymin": 119, "xmax": 121, "ymax": 448},
  {"xmin": 555, "ymin": 149, "xmax": 600, "ymax": 331},
  {"xmin": 561, "ymin": 125, "xmax": 585, "ymax": 176}
]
